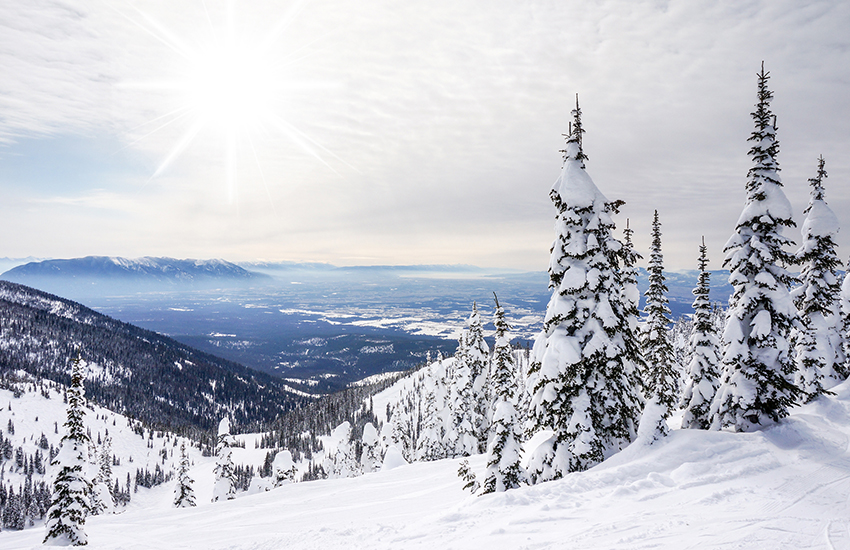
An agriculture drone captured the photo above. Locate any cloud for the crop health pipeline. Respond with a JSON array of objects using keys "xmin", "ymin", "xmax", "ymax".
[{"xmin": 0, "ymin": 0, "xmax": 848, "ymax": 269}]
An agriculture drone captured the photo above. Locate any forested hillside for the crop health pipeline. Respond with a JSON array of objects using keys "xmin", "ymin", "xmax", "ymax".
[{"xmin": 0, "ymin": 281, "xmax": 305, "ymax": 436}]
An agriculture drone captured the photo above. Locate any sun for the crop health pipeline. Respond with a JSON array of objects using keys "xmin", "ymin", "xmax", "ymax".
[
  {"xmin": 119, "ymin": 1, "xmax": 328, "ymax": 203},
  {"xmin": 184, "ymin": 35, "xmax": 279, "ymax": 133}
]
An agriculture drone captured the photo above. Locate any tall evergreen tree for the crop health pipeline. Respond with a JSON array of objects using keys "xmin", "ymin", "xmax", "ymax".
[
  {"xmin": 465, "ymin": 303, "xmax": 491, "ymax": 452},
  {"xmin": 44, "ymin": 353, "xmax": 92, "ymax": 546},
  {"xmin": 620, "ymin": 219, "xmax": 643, "ymax": 335},
  {"xmin": 639, "ymin": 210, "xmax": 679, "ymax": 440},
  {"xmin": 792, "ymin": 155, "xmax": 843, "ymax": 400},
  {"xmin": 840, "ymin": 263, "xmax": 850, "ymax": 378},
  {"xmin": 527, "ymin": 95, "xmax": 643, "ymax": 481},
  {"xmin": 212, "ymin": 417, "xmax": 237, "ymax": 502},
  {"xmin": 448, "ymin": 329, "xmax": 472, "ymax": 456},
  {"xmin": 482, "ymin": 294, "xmax": 525, "ymax": 493},
  {"xmin": 173, "ymin": 442, "xmax": 196, "ymax": 508},
  {"xmin": 711, "ymin": 64, "xmax": 801, "ymax": 432},
  {"xmin": 681, "ymin": 238, "xmax": 721, "ymax": 429}
]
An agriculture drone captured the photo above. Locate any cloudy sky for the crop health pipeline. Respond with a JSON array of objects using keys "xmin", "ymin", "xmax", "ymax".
[{"xmin": 0, "ymin": 0, "xmax": 848, "ymax": 270}]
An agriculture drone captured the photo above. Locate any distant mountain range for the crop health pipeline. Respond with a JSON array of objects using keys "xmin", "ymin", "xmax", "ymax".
[
  {"xmin": 0, "ymin": 280, "xmax": 303, "ymax": 435},
  {"xmin": 0, "ymin": 256, "xmax": 270, "ymax": 297}
]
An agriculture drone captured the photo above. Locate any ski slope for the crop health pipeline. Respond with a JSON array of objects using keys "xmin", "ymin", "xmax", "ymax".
[{"xmin": 6, "ymin": 380, "xmax": 850, "ymax": 548}]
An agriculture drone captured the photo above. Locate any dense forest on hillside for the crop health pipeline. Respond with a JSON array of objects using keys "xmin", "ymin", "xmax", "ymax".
[{"xmin": 0, "ymin": 281, "xmax": 306, "ymax": 437}]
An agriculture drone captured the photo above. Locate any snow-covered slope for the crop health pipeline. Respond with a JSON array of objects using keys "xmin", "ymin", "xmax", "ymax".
[
  {"xmin": 0, "ymin": 383, "xmax": 204, "ymax": 519},
  {"xmin": 5, "ymin": 378, "xmax": 850, "ymax": 548}
]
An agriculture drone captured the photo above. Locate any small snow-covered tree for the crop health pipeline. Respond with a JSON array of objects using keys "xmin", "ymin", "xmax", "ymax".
[
  {"xmin": 792, "ymin": 156, "xmax": 843, "ymax": 400},
  {"xmin": 324, "ymin": 421, "xmax": 357, "ymax": 478},
  {"xmin": 360, "ymin": 423, "xmax": 383, "ymax": 473},
  {"xmin": 388, "ymin": 402, "xmax": 416, "ymax": 462},
  {"xmin": 481, "ymin": 294, "xmax": 525, "ymax": 494},
  {"xmin": 415, "ymin": 369, "xmax": 448, "ymax": 462},
  {"xmin": 639, "ymin": 210, "xmax": 679, "ymax": 440},
  {"xmin": 711, "ymin": 64, "xmax": 801, "ymax": 432},
  {"xmin": 44, "ymin": 353, "xmax": 92, "ymax": 546},
  {"xmin": 272, "ymin": 450, "xmax": 297, "ymax": 487},
  {"xmin": 527, "ymin": 96, "xmax": 644, "ymax": 481},
  {"xmin": 173, "ymin": 442, "xmax": 196, "ymax": 507},
  {"xmin": 681, "ymin": 238, "xmax": 721, "ymax": 429},
  {"xmin": 90, "ymin": 436, "xmax": 114, "ymax": 515},
  {"xmin": 212, "ymin": 417, "xmax": 237, "ymax": 502}
]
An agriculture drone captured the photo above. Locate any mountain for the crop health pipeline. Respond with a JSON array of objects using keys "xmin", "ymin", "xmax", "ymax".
[
  {"xmin": 0, "ymin": 280, "xmax": 304, "ymax": 435},
  {"xmin": 1, "ymin": 256, "xmax": 271, "ymax": 298}
]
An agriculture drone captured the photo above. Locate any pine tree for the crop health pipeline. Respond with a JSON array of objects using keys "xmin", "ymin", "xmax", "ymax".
[
  {"xmin": 681, "ymin": 238, "xmax": 721, "ymax": 429},
  {"xmin": 620, "ymin": 219, "xmax": 643, "ymax": 334},
  {"xmin": 173, "ymin": 442, "xmax": 196, "ymax": 507},
  {"xmin": 212, "ymin": 418, "xmax": 237, "ymax": 502},
  {"xmin": 388, "ymin": 400, "xmax": 416, "ymax": 462},
  {"xmin": 90, "ymin": 436, "xmax": 114, "ymax": 515},
  {"xmin": 324, "ymin": 422, "xmax": 357, "ymax": 478},
  {"xmin": 639, "ymin": 210, "xmax": 679, "ymax": 440},
  {"xmin": 415, "ymin": 368, "xmax": 448, "ymax": 462},
  {"xmin": 841, "ymin": 264, "xmax": 850, "ymax": 378},
  {"xmin": 711, "ymin": 64, "xmax": 801, "ymax": 432},
  {"xmin": 481, "ymin": 294, "xmax": 525, "ymax": 494},
  {"xmin": 360, "ymin": 423, "xmax": 383, "ymax": 473},
  {"xmin": 272, "ymin": 450, "xmax": 297, "ymax": 487},
  {"xmin": 465, "ymin": 303, "xmax": 491, "ymax": 452},
  {"xmin": 792, "ymin": 156, "xmax": 843, "ymax": 400},
  {"xmin": 449, "ymin": 325, "xmax": 478, "ymax": 457},
  {"xmin": 44, "ymin": 352, "xmax": 92, "ymax": 546},
  {"xmin": 526, "ymin": 95, "xmax": 644, "ymax": 481}
]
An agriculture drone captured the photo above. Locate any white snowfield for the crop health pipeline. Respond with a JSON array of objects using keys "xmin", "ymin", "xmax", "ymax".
[{"xmin": 8, "ymin": 381, "xmax": 850, "ymax": 548}]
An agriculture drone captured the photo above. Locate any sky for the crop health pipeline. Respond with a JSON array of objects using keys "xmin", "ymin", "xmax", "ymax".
[{"xmin": 0, "ymin": 0, "xmax": 848, "ymax": 271}]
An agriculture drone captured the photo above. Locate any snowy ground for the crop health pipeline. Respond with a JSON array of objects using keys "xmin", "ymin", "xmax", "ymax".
[{"xmin": 3, "ymin": 378, "xmax": 850, "ymax": 548}]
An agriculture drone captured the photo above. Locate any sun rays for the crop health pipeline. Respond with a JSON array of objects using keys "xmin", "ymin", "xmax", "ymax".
[{"xmin": 115, "ymin": 0, "xmax": 330, "ymax": 204}]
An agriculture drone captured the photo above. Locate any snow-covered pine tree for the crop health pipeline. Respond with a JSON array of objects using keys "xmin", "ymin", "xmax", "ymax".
[
  {"xmin": 44, "ymin": 352, "xmax": 92, "ymax": 546},
  {"xmin": 415, "ymin": 368, "xmax": 447, "ymax": 462},
  {"xmin": 526, "ymin": 95, "xmax": 644, "ymax": 481},
  {"xmin": 481, "ymin": 293, "xmax": 525, "ymax": 494},
  {"xmin": 639, "ymin": 210, "xmax": 679, "ymax": 440},
  {"xmin": 710, "ymin": 64, "xmax": 801, "ymax": 432},
  {"xmin": 465, "ymin": 303, "xmax": 491, "ymax": 453},
  {"xmin": 173, "ymin": 442, "xmax": 196, "ymax": 508},
  {"xmin": 388, "ymin": 401, "xmax": 416, "ymax": 462},
  {"xmin": 272, "ymin": 450, "xmax": 297, "ymax": 487},
  {"xmin": 681, "ymin": 238, "xmax": 721, "ymax": 429},
  {"xmin": 621, "ymin": 218, "xmax": 643, "ymax": 335},
  {"xmin": 212, "ymin": 417, "xmax": 237, "ymax": 502},
  {"xmin": 90, "ymin": 436, "xmax": 114, "ymax": 515},
  {"xmin": 449, "ymin": 324, "xmax": 478, "ymax": 457},
  {"xmin": 841, "ymin": 262, "xmax": 850, "ymax": 377},
  {"xmin": 324, "ymin": 422, "xmax": 357, "ymax": 479},
  {"xmin": 792, "ymin": 155, "xmax": 844, "ymax": 400},
  {"xmin": 360, "ymin": 422, "xmax": 383, "ymax": 473}
]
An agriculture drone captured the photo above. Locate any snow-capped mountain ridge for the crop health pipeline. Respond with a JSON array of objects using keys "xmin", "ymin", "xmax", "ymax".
[{"xmin": 2, "ymin": 256, "xmax": 268, "ymax": 283}]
